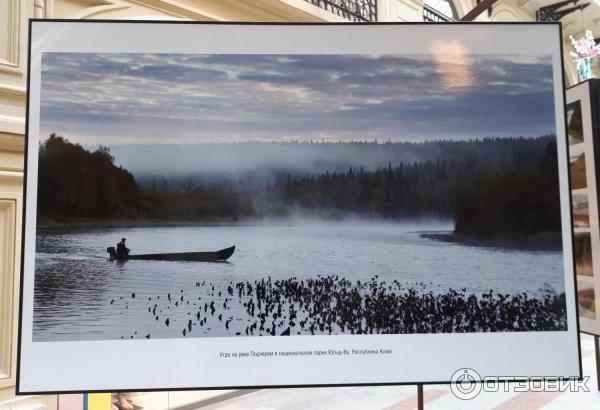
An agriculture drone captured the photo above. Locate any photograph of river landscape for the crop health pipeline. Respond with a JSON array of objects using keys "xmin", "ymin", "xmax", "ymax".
[{"xmin": 33, "ymin": 51, "xmax": 569, "ymax": 342}]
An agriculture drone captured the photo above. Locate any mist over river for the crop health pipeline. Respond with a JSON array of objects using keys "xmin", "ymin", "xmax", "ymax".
[{"xmin": 33, "ymin": 221, "xmax": 566, "ymax": 341}]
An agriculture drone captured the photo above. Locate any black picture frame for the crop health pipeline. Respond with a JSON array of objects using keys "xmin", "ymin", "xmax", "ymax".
[{"xmin": 17, "ymin": 19, "xmax": 582, "ymax": 395}]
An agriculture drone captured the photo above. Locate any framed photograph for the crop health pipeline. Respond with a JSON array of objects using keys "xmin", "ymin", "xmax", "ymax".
[
  {"xmin": 19, "ymin": 20, "xmax": 580, "ymax": 393},
  {"xmin": 572, "ymin": 192, "xmax": 590, "ymax": 228},
  {"xmin": 578, "ymin": 283, "xmax": 596, "ymax": 320},
  {"xmin": 566, "ymin": 79, "xmax": 600, "ymax": 335}
]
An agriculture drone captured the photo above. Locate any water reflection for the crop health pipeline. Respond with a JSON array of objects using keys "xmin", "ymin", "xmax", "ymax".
[{"xmin": 33, "ymin": 223, "xmax": 565, "ymax": 341}]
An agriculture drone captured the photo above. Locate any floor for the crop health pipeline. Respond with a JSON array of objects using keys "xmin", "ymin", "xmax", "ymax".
[{"xmin": 203, "ymin": 334, "xmax": 600, "ymax": 410}]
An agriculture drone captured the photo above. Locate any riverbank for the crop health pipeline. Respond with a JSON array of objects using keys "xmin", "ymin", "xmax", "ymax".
[
  {"xmin": 36, "ymin": 215, "xmax": 452, "ymax": 230},
  {"xmin": 420, "ymin": 231, "xmax": 562, "ymax": 251},
  {"xmin": 36, "ymin": 217, "xmax": 246, "ymax": 230}
]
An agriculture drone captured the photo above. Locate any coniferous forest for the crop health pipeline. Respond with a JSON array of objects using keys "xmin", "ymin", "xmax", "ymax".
[
  {"xmin": 37, "ymin": 133, "xmax": 561, "ymax": 240},
  {"xmin": 32, "ymin": 53, "xmax": 571, "ymax": 345}
]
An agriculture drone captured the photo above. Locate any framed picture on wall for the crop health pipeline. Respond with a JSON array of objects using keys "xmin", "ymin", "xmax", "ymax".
[
  {"xmin": 18, "ymin": 20, "xmax": 580, "ymax": 393},
  {"xmin": 566, "ymin": 79, "xmax": 600, "ymax": 335}
]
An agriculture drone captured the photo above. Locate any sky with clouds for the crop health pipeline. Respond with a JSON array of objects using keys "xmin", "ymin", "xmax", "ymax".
[{"xmin": 39, "ymin": 52, "xmax": 556, "ymax": 144}]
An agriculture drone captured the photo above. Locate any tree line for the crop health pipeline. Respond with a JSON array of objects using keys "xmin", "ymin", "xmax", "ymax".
[
  {"xmin": 454, "ymin": 142, "xmax": 560, "ymax": 237},
  {"xmin": 37, "ymin": 134, "xmax": 252, "ymax": 223},
  {"xmin": 278, "ymin": 159, "xmax": 487, "ymax": 218},
  {"xmin": 38, "ymin": 134, "xmax": 143, "ymax": 219},
  {"xmin": 274, "ymin": 141, "xmax": 560, "ymax": 237},
  {"xmin": 37, "ymin": 134, "xmax": 561, "ymax": 238}
]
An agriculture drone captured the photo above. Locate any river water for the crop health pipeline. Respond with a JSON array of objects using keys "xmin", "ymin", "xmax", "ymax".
[{"xmin": 33, "ymin": 222, "xmax": 566, "ymax": 341}]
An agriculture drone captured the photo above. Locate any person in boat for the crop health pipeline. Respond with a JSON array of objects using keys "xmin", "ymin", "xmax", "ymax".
[{"xmin": 116, "ymin": 238, "xmax": 130, "ymax": 259}]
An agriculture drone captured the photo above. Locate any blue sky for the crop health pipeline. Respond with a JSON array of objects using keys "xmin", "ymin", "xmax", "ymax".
[{"xmin": 39, "ymin": 52, "xmax": 556, "ymax": 144}]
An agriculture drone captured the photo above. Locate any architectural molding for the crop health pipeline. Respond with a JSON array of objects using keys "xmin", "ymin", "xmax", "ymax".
[
  {"xmin": 0, "ymin": 84, "xmax": 26, "ymax": 97},
  {"xmin": 71, "ymin": 3, "xmax": 134, "ymax": 19},
  {"xmin": 490, "ymin": 1, "xmax": 530, "ymax": 21},
  {"xmin": 0, "ymin": 136, "xmax": 25, "ymax": 174},
  {"xmin": 124, "ymin": 0, "xmax": 220, "ymax": 20},
  {"xmin": 0, "ymin": 133, "xmax": 25, "ymax": 155},
  {"xmin": 34, "ymin": 0, "xmax": 351, "ymax": 25},
  {"xmin": 378, "ymin": 0, "xmax": 422, "ymax": 21},
  {"xmin": 0, "ymin": 172, "xmax": 23, "ymax": 191},
  {"xmin": 36, "ymin": 0, "xmax": 54, "ymax": 18},
  {"xmin": 0, "ymin": 0, "xmax": 21, "ymax": 73},
  {"xmin": 453, "ymin": 0, "xmax": 478, "ymax": 19},
  {"xmin": 0, "ymin": 197, "xmax": 18, "ymax": 389},
  {"xmin": 0, "ymin": 0, "xmax": 26, "ymax": 403},
  {"xmin": 249, "ymin": 0, "xmax": 348, "ymax": 21},
  {"xmin": 66, "ymin": 0, "xmax": 347, "ymax": 22},
  {"xmin": 34, "ymin": 0, "xmax": 45, "ymax": 18},
  {"xmin": 63, "ymin": 0, "xmax": 229, "ymax": 21},
  {"xmin": 0, "ymin": 115, "xmax": 25, "ymax": 137}
]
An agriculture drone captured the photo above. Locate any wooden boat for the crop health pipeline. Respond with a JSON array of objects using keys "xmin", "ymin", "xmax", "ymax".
[{"xmin": 106, "ymin": 245, "xmax": 235, "ymax": 262}]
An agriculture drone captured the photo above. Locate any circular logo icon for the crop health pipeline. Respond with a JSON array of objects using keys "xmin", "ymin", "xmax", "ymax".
[{"xmin": 450, "ymin": 368, "xmax": 482, "ymax": 400}]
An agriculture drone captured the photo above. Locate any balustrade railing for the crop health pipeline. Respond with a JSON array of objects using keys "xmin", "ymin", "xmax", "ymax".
[
  {"xmin": 423, "ymin": 4, "xmax": 454, "ymax": 22},
  {"xmin": 304, "ymin": 0, "xmax": 377, "ymax": 22}
]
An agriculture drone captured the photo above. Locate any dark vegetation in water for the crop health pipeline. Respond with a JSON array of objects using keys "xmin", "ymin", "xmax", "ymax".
[
  {"xmin": 107, "ymin": 275, "xmax": 567, "ymax": 340},
  {"xmin": 38, "ymin": 134, "xmax": 561, "ymax": 241}
]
